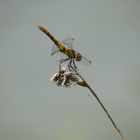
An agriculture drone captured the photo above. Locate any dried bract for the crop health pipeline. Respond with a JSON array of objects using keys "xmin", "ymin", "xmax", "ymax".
[{"xmin": 50, "ymin": 68, "xmax": 87, "ymax": 87}]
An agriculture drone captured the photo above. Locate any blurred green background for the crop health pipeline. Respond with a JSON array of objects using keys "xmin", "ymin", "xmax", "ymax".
[{"xmin": 0, "ymin": 0, "xmax": 140, "ymax": 140}]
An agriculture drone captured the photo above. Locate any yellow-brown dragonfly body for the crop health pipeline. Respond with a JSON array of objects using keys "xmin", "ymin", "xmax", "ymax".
[{"xmin": 37, "ymin": 25, "xmax": 91, "ymax": 70}]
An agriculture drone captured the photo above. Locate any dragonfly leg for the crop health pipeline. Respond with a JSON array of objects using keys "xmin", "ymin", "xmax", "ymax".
[
  {"xmin": 59, "ymin": 58, "xmax": 70, "ymax": 71},
  {"xmin": 68, "ymin": 59, "xmax": 78, "ymax": 73},
  {"xmin": 72, "ymin": 59, "xmax": 79, "ymax": 71},
  {"xmin": 68, "ymin": 59, "xmax": 72, "ymax": 70},
  {"xmin": 59, "ymin": 58, "xmax": 70, "ymax": 64}
]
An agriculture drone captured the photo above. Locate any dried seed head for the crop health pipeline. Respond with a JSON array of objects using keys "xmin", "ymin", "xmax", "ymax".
[{"xmin": 50, "ymin": 68, "xmax": 87, "ymax": 87}]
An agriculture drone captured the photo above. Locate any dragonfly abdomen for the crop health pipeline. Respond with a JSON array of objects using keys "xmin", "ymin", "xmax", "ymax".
[{"xmin": 37, "ymin": 25, "xmax": 61, "ymax": 48}]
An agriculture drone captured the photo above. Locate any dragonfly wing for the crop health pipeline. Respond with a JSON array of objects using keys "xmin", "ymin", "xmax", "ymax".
[
  {"xmin": 62, "ymin": 38, "xmax": 74, "ymax": 48},
  {"xmin": 80, "ymin": 56, "xmax": 92, "ymax": 65},
  {"xmin": 51, "ymin": 44, "xmax": 59, "ymax": 56}
]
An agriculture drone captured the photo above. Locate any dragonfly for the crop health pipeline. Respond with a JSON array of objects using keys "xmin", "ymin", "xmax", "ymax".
[{"xmin": 37, "ymin": 25, "xmax": 92, "ymax": 71}]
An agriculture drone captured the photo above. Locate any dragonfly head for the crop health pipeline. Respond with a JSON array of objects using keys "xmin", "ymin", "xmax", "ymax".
[{"xmin": 75, "ymin": 53, "xmax": 82, "ymax": 61}]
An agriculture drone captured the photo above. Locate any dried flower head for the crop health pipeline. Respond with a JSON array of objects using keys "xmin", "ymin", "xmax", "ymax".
[{"xmin": 50, "ymin": 68, "xmax": 87, "ymax": 87}]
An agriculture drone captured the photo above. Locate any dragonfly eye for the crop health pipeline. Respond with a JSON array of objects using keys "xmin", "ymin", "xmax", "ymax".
[{"xmin": 76, "ymin": 53, "xmax": 82, "ymax": 61}]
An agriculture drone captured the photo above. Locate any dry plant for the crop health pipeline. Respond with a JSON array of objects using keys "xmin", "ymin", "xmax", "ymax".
[{"xmin": 50, "ymin": 68, "xmax": 127, "ymax": 140}]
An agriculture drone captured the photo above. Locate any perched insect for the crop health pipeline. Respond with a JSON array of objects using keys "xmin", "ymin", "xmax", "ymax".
[{"xmin": 37, "ymin": 25, "xmax": 92, "ymax": 71}]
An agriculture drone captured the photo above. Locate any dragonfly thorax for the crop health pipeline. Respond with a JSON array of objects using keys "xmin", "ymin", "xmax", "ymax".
[
  {"xmin": 60, "ymin": 45, "xmax": 75, "ymax": 59},
  {"xmin": 60, "ymin": 44, "xmax": 82, "ymax": 61}
]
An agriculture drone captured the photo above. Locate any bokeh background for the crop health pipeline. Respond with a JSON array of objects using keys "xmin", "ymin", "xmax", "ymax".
[{"xmin": 0, "ymin": 0, "xmax": 140, "ymax": 140}]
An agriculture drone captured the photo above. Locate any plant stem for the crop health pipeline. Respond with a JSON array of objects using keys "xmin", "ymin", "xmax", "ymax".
[{"xmin": 76, "ymin": 73, "xmax": 127, "ymax": 140}]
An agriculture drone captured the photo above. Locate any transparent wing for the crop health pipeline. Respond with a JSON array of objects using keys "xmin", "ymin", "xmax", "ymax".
[
  {"xmin": 80, "ymin": 56, "xmax": 92, "ymax": 65},
  {"xmin": 51, "ymin": 44, "xmax": 59, "ymax": 56},
  {"xmin": 51, "ymin": 38, "xmax": 74, "ymax": 56},
  {"xmin": 62, "ymin": 38, "xmax": 74, "ymax": 48},
  {"xmin": 74, "ymin": 50, "xmax": 92, "ymax": 65}
]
